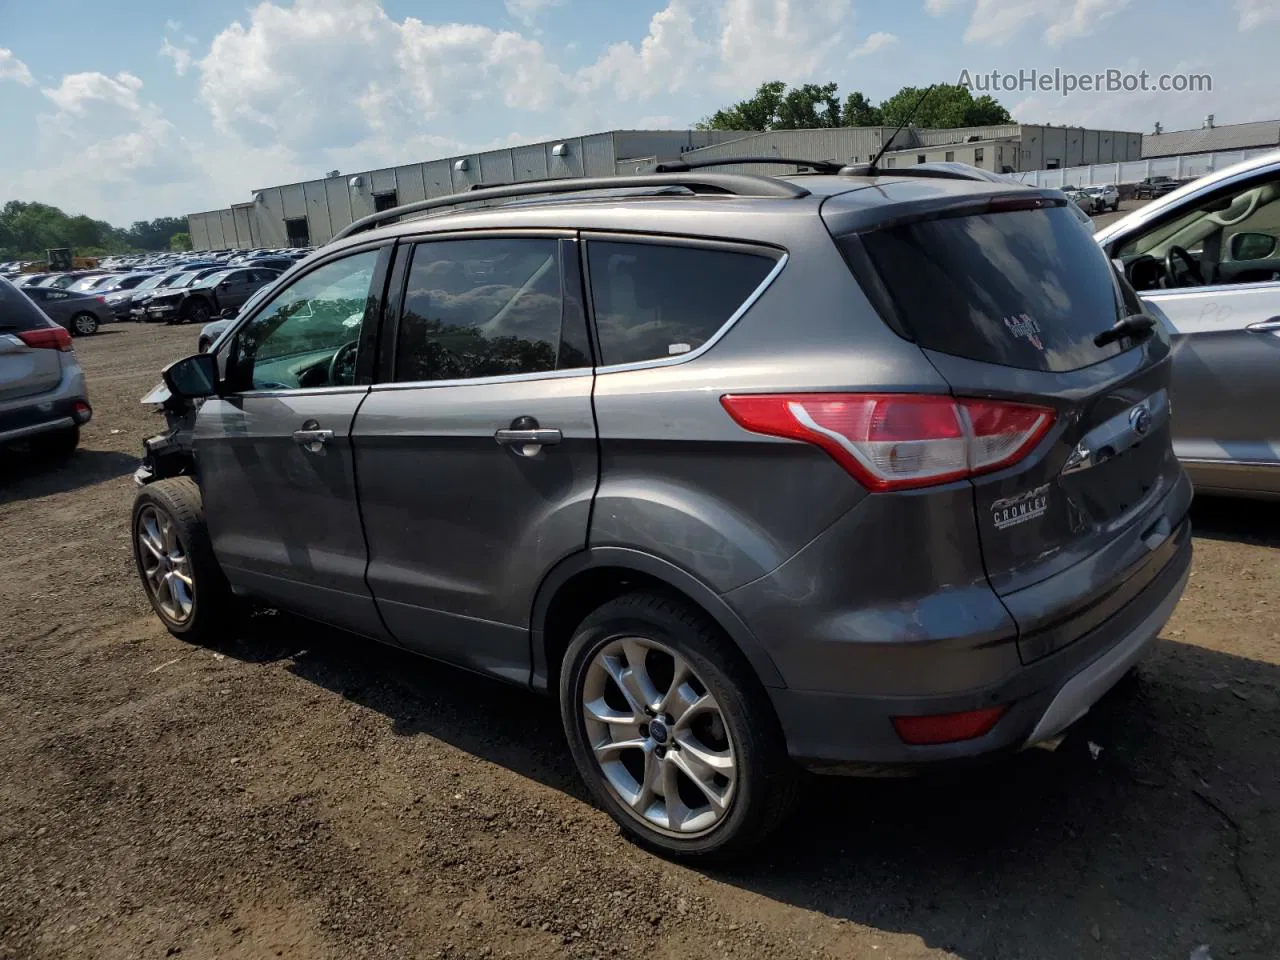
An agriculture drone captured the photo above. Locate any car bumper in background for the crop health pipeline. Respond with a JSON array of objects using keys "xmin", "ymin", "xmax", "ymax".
[{"xmin": 0, "ymin": 359, "xmax": 91, "ymax": 445}]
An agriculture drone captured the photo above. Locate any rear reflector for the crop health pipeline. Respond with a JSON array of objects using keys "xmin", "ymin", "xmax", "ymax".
[
  {"xmin": 17, "ymin": 326, "xmax": 73, "ymax": 352},
  {"xmin": 892, "ymin": 706, "xmax": 1008, "ymax": 745},
  {"xmin": 720, "ymin": 393, "xmax": 1054, "ymax": 491}
]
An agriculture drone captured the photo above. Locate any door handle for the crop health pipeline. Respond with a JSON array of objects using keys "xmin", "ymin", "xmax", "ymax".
[
  {"xmin": 495, "ymin": 419, "xmax": 562, "ymax": 457},
  {"xmin": 1245, "ymin": 316, "xmax": 1280, "ymax": 332},
  {"xmin": 292, "ymin": 421, "xmax": 334, "ymax": 453}
]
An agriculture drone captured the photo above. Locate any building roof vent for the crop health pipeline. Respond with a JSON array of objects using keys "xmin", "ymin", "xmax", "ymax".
[
  {"xmin": 454, "ymin": 158, "xmax": 470, "ymax": 172},
  {"xmin": 1153, "ymin": 121, "xmax": 1163, "ymax": 135},
  {"xmin": 1203, "ymin": 114, "xmax": 1215, "ymax": 129}
]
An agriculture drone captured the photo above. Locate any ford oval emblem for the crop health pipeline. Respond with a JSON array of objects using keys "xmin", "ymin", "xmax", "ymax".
[{"xmin": 1129, "ymin": 405, "xmax": 1152, "ymax": 436}]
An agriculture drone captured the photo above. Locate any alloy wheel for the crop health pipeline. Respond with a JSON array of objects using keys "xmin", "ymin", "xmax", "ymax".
[
  {"xmin": 581, "ymin": 636, "xmax": 736, "ymax": 837},
  {"xmin": 136, "ymin": 506, "xmax": 195, "ymax": 623},
  {"xmin": 72, "ymin": 314, "xmax": 96, "ymax": 335}
]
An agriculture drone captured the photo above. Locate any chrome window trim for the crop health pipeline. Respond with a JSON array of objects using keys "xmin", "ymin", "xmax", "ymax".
[{"xmin": 370, "ymin": 366, "xmax": 592, "ymax": 392}]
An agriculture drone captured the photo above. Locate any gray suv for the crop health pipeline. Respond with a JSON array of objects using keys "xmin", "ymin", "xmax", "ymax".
[
  {"xmin": 131, "ymin": 169, "xmax": 1192, "ymax": 859},
  {"xmin": 1, "ymin": 277, "xmax": 92, "ymax": 456}
]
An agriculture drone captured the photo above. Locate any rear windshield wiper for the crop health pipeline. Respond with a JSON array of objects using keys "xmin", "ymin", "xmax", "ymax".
[{"xmin": 1094, "ymin": 313, "xmax": 1155, "ymax": 348}]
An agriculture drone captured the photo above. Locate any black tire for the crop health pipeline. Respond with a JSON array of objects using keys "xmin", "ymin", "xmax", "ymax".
[
  {"xmin": 69, "ymin": 312, "xmax": 98, "ymax": 336},
  {"xmin": 131, "ymin": 477, "xmax": 238, "ymax": 644},
  {"xmin": 560, "ymin": 590, "xmax": 799, "ymax": 860},
  {"xmin": 184, "ymin": 299, "xmax": 211, "ymax": 325},
  {"xmin": 30, "ymin": 425, "xmax": 79, "ymax": 460}
]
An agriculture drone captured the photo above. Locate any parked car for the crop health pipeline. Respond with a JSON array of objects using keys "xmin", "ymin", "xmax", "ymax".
[
  {"xmin": 1082, "ymin": 184, "xmax": 1121, "ymax": 213},
  {"xmin": 131, "ymin": 269, "xmax": 225, "ymax": 321},
  {"xmin": 1136, "ymin": 176, "xmax": 1183, "ymax": 200},
  {"xmin": 0, "ymin": 277, "xmax": 92, "ymax": 457},
  {"xmin": 23, "ymin": 285, "xmax": 111, "ymax": 336},
  {"xmin": 1097, "ymin": 149, "xmax": 1280, "ymax": 498},
  {"xmin": 133, "ymin": 167, "xmax": 1191, "ymax": 859},
  {"xmin": 106, "ymin": 271, "xmax": 187, "ymax": 321},
  {"xmin": 144, "ymin": 267, "xmax": 281, "ymax": 325},
  {"xmin": 1062, "ymin": 186, "xmax": 1098, "ymax": 214}
]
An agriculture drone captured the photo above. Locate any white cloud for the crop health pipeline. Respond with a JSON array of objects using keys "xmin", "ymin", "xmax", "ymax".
[
  {"xmin": 0, "ymin": 48, "xmax": 34, "ymax": 86},
  {"xmin": 714, "ymin": 0, "xmax": 854, "ymax": 90},
  {"xmin": 961, "ymin": 0, "xmax": 1130, "ymax": 45},
  {"xmin": 1236, "ymin": 0, "xmax": 1280, "ymax": 28},
  {"xmin": 159, "ymin": 37, "xmax": 194, "ymax": 76},
  {"xmin": 504, "ymin": 0, "xmax": 565, "ymax": 25},
  {"xmin": 577, "ymin": 0, "xmax": 708, "ymax": 99},
  {"xmin": 851, "ymin": 31, "xmax": 898, "ymax": 57},
  {"xmin": 924, "ymin": 0, "xmax": 965, "ymax": 12}
]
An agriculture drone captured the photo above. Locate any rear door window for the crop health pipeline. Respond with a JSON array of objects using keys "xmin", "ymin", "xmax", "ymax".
[
  {"xmin": 847, "ymin": 205, "xmax": 1127, "ymax": 372},
  {"xmin": 394, "ymin": 237, "xmax": 590, "ymax": 383},
  {"xmin": 586, "ymin": 240, "xmax": 777, "ymax": 365}
]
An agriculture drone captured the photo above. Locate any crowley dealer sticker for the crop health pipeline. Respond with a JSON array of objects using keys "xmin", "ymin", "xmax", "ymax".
[{"xmin": 991, "ymin": 484, "xmax": 1050, "ymax": 530}]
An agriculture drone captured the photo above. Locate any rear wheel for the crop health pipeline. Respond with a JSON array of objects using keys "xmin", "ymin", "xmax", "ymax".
[
  {"xmin": 132, "ymin": 477, "xmax": 238, "ymax": 643},
  {"xmin": 70, "ymin": 312, "xmax": 98, "ymax": 336},
  {"xmin": 560, "ymin": 590, "xmax": 799, "ymax": 860}
]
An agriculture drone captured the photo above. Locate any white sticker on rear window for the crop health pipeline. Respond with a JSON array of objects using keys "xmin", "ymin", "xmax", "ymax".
[
  {"xmin": 991, "ymin": 484, "xmax": 1050, "ymax": 530},
  {"xmin": 1003, "ymin": 313, "xmax": 1044, "ymax": 351}
]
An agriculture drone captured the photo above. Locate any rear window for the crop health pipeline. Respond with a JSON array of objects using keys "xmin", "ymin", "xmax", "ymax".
[
  {"xmin": 586, "ymin": 241, "xmax": 776, "ymax": 366},
  {"xmin": 0, "ymin": 278, "xmax": 55, "ymax": 332},
  {"xmin": 847, "ymin": 205, "xmax": 1126, "ymax": 372}
]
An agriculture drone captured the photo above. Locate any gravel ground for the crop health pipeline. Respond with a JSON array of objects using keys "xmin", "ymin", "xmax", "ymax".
[{"xmin": 1, "ymin": 324, "xmax": 1277, "ymax": 960}]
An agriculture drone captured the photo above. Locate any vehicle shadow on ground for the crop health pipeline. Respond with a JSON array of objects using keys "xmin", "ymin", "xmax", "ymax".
[
  {"xmin": 215, "ymin": 614, "xmax": 1278, "ymax": 960},
  {"xmin": 0, "ymin": 448, "xmax": 138, "ymax": 504},
  {"xmin": 1190, "ymin": 495, "xmax": 1280, "ymax": 547}
]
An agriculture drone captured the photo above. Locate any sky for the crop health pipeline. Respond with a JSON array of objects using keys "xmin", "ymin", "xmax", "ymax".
[{"xmin": 1, "ymin": 0, "xmax": 1279, "ymax": 226}]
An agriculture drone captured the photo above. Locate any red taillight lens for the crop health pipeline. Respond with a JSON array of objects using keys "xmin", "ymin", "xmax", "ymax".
[
  {"xmin": 95, "ymin": 296, "xmax": 107, "ymax": 304},
  {"xmin": 720, "ymin": 393, "xmax": 1054, "ymax": 491},
  {"xmin": 892, "ymin": 706, "xmax": 1008, "ymax": 745},
  {"xmin": 17, "ymin": 327, "xmax": 73, "ymax": 352}
]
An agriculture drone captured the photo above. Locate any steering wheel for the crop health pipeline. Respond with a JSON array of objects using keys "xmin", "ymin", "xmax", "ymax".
[
  {"xmin": 1165, "ymin": 245, "xmax": 1204, "ymax": 287},
  {"xmin": 327, "ymin": 340, "xmax": 360, "ymax": 385}
]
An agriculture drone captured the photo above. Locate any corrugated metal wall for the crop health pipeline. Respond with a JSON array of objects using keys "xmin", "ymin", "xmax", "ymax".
[{"xmin": 184, "ymin": 126, "xmax": 1148, "ymax": 250}]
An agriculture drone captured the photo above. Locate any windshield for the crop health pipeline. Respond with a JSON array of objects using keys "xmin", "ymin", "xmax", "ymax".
[
  {"xmin": 200, "ymin": 271, "xmax": 234, "ymax": 287},
  {"xmin": 170, "ymin": 272, "xmax": 198, "ymax": 288},
  {"xmin": 136, "ymin": 275, "xmax": 168, "ymax": 290}
]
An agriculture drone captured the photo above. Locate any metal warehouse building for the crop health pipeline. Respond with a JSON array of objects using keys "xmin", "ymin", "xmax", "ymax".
[
  {"xmin": 187, "ymin": 123, "xmax": 1142, "ymax": 250},
  {"xmin": 1142, "ymin": 117, "xmax": 1280, "ymax": 158}
]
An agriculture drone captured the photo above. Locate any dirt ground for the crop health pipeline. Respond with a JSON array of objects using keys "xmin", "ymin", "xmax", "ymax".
[{"xmin": 1, "ymin": 324, "xmax": 1277, "ymax": 960}]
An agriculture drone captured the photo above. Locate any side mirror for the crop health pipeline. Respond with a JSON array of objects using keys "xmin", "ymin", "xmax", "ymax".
[
  {"xmin": 1230, "ymin": 232, "xmax": 1277, "ymax": 261},
  {"xmin": 162, "ymin": 353, "xmax": 219, "ymax": 399}
]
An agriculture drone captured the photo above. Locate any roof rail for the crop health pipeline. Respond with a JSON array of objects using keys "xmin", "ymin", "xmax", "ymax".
[
  {"xmin": 837, "ymin": 161, "xmax": 1007, "ymax": 182},
  {"xmin": 331, "ymin": 173, "xmax": 810, "ymax": 242},
  {"xmin": 653, "ymin": 156, "xmax": 846, "ymax": 174}
]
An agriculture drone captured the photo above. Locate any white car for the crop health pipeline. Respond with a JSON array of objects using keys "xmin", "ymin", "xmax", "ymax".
[
  {"xmin": 1083, "ymin": 184, "xmax": 1120, "ymax": 213},
  {"xmin": 1096, "ymin": 149, "xmax": 1280, "ymax": 497},
  {"xmin": 1062, "ymin": 186, "xmax": 1099, "ymax": 214}
]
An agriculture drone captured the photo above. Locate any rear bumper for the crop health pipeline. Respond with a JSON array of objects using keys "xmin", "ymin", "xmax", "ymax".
[
  {"xmin": 0, "ymin": 358, "xmax": 90, "ymax": 445},
  {"xmin": 760, "ymin": 518, "xmax": 1191, "ymax": 771}
]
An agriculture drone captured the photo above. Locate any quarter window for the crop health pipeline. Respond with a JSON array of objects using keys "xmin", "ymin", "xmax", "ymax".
[
  {"xmin": 586, "ymin": 241, "xmax": 776, "ymax": 366},
  {"xmin": 394, "ymin": 237, "xmax": 589, "ymax": 383}
]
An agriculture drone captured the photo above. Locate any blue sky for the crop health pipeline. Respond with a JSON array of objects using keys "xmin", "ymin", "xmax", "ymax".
[{"xmin": 2, "ymin": 0, "xmax": 1278, "ymax": 225}]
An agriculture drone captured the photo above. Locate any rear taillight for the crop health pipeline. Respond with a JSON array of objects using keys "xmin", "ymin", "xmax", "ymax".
[
  {"xmin": 95, "ymin": 296, "xmax": 106, "ymax": 304},
  {"xmin": 720, "ymin": 393, "xmax": 1055, "ymax": 491},
  {"xmin": 17, "ymin": 327, "xmax": 73, "ymax": 352}
]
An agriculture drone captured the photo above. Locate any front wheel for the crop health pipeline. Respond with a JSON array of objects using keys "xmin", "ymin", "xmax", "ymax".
[
  {"xmin": 132, "ymin": 477, "xmax": 238, "ymax": 643},
  {"xmin": 184, "ymin": 300, "xmax": 211, "ymax": 325},
  {"xmin": 560, "ymin": 591, "xmax": 799, "ymax": 860},
  {"xmin": 70, "ymin": 312, "xmax": 98, "ymax": 336}
]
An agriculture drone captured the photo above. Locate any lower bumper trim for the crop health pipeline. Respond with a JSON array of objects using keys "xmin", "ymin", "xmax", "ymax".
[
  {"xmin": 1025, "ymin": 565, "xmax": 1189, "ymax": 744},
  {"xmin": 0, "ymin": 415, "xmax": 75, "ymax": 444}
]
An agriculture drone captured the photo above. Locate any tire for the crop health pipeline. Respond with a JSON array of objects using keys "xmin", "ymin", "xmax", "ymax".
[
  {"xmin": 131, "ymin": 477, "xmax": 238, "ymax": 644},
  {"xmin": 184, "ymin": 299, "xmax": 211, "ymax": 325},
  {"xmin": 560, "ymin": 590, "xmax": 799, "ymax": 860},
  {"xmin": 70, "ymin": 312, "xmax": 98, "ymax": 336},
  {"xmin": 30, "ymin": 426, "xmax": 79, "ymax": 460}
]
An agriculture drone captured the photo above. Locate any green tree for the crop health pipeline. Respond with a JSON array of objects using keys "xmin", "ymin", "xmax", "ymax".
[
  {"xmin": 169, "ymin": 232, "xmax": 193, "ymax": 252},
  {"xmin": 842, "ymin": 91, "xmax": 883, "ymax": 126},
  {"xmin": 878, "ymin": 83, "xmax": 1012, "ymax": 128},
  {"xmin": 697, "ymin": 80, "xmax": 788, "ymax": 131},
  {"xmin": 776, "ymin": 82, "xmax": 843, "ymax": 129},
  {"xmin": 0, "ymin": 201, "xmax": 187, "ymax": 259}
]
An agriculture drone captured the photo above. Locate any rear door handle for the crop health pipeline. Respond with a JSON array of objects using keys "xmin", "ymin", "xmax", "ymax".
[{"xmin": 1245, "ymin": 316, "xmax": 1280, "ymax": 332}]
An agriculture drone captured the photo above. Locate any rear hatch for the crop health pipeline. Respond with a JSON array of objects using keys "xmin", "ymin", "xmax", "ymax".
[
  {"xmin": 832, "ymin": 193, "xmax": 1189, "ymax": 662},
  {"xmin": 0, "ymin": 279, "xmax": 63, "ymax": 402}
]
